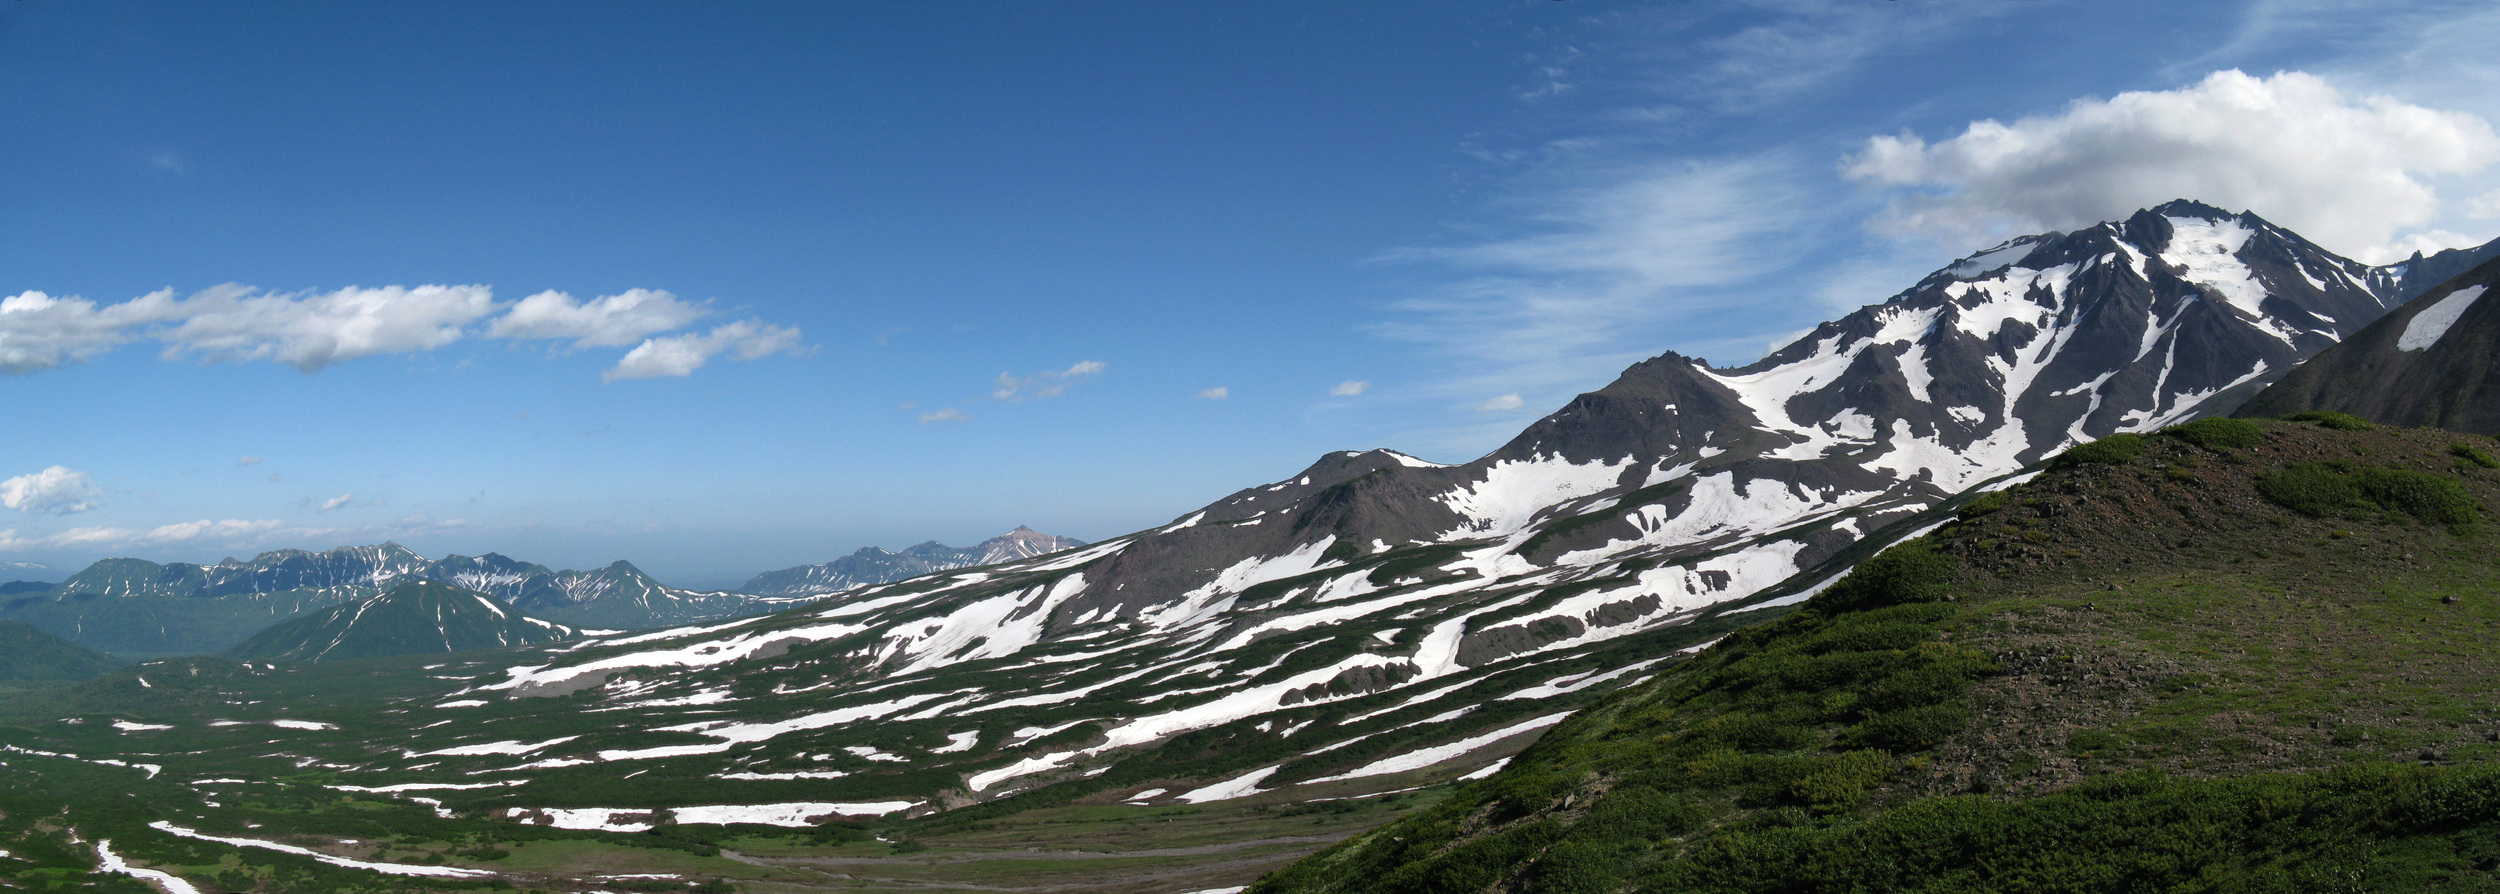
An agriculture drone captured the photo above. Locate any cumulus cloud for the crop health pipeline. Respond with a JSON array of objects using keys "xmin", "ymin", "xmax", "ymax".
[
  {"xmin": 917, "ymin": 408, "xmax": 969, "ymax": 423},
  {"xmin": 1, "ymin": 283, "xmax": 803, "ymax": 381},
  {"xmin": 1, "ymin": 467, "xmax": 101, "ymax": 515},
  {"xmin": 992, "ymin": 360, "xmax": 1107, "ymax": 402},
  {"xmin": 0, "ymin": 290, "xmax": 184, "ymax": 374},
  {"xmin": 486, "ymin": 288, "xmax": 709, "ymax": 348},
  {"xmin": 1475, "ymin": 394, "xmax": 1525, "ymax": 412},
  {"xmin": 1197, "ymin": 386, "xmax": 1228, "ymax": 400},
  {"xmin": 1329, "ymin": 380, "xmax": 1371, "ymax": 397},
  {"xmin": 604, "ymin": 320, "xmax": 808, "ymax": 382},
  {"xmin": 1845, "ymin": 69, "xmax": 2500, "ymax": 262},
  {"xmin": 155, "ymin": 284, "xmax": 499, "ymax": 371}
]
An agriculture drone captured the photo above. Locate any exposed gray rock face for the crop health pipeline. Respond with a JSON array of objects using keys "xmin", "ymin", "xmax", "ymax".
[{"xmin": 2238, "ymin": 254, "xmax": 2500, "ymax": 433}]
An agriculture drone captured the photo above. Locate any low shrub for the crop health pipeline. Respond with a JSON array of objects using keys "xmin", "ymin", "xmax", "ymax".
[
  {"xmin": 2282, "ymin": 410, "xmax": 2376, "ymax": 431},
  {"xmin": 2452, "ymin": 442, "xmax": 2500, "ymax": 469},
  {"xmin": 2256, "ymin": 462, "xmax": 2478, "ymax": 532},
  {"xmin": 1957, "ymin": 490, "xmax": 2010, "ymax": 518},
  {"xmin": 2163, "ymin": 417, "xmax": 2267, "ymax": 450},
  {"xmin": 2051, "ymin": 433, "xmax": 2147, "ymax": 467}
]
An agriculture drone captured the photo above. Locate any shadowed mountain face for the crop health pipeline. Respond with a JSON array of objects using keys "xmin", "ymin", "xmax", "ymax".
[
  {"xmin": 2238, "ymin": 254, "xmax": 2500, "ymax": 434},
  {"xmin": 0, "ymin": 621, "xmax": 118, "ymax": 681},
  {"xmin": 739, "ymin": 527, "xmax": 1089, "ymax": 597},
  {"xmin": 243, "ymin": 202, "xmax": 2449, "ymax": 818},
  {"xmin": 225, "ymin": 581, "xmax": 576, "ymax": 663},
  {"xmin": 0, "ymin": 544, "xmax": 815, "ymax": 654}
]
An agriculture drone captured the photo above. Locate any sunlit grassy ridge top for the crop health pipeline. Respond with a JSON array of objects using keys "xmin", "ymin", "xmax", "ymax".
[{"xmin": 1254, "ymin": 418, "xmax": 2500, "ymax": 894}]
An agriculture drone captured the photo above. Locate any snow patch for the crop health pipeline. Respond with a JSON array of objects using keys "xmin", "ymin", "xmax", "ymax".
[{"xmin": 2399, "ymin": 285, "xmax": 2486, "ymax": 351}]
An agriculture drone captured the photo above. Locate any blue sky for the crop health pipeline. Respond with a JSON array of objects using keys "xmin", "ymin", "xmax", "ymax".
[{"xmin": 7, "ymin": 0, "xmax": 2500, "ymax": 587}]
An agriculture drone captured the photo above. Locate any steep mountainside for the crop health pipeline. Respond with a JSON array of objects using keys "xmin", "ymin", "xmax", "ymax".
[
  {"xmin": 0, "ymin": 621, "xmax": 118, "ymax": 682},
  {"xmin": 226, "ymin": 581, "xmax": 577, "ymax": 663},
  {"xmin": 0, "ymin": 544, "xmax": 806, "ymax": 655},
  {"xmin": 33, "ymin": 201, "xmax": 2437, "ymax": 833},
  {"xmin": 740, "ymin": 526, "xmax": 1089, "ymax": 597},
  {"xmin": 1257, "ymin": 418, "xmax": 2500, "ymax": 893},
  {"xmin": 2239, "ymin": 254, "xmax": 2500, "ymax": 433}
]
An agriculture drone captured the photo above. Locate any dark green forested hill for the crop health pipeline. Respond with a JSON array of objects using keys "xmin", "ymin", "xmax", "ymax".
[
  {"xmin": 1254, "ymin": 416, "xmax": 2500, "ymax": 894},
  {"xmin": 0, "ymin": 621, "xmax": 118, "ymax": 682},
  {"xmin": 225, "ymin": 580, "xmax": 577, "ymax": 663}
]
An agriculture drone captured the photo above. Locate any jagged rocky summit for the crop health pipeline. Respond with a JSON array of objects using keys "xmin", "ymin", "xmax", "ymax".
[
  {"xmin": 2238, "ymin": 253, "xmax": 2500, "ymax": 433},
  {"xmin": 311, "ymin": 200, "xmax": 2483, "ymax": 817},
  {"xmin": 740, "ymin": 526, "xmax": 1088, "ymax": 597}
]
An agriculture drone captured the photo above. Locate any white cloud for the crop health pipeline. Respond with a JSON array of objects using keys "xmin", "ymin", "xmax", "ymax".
[
  {"xmin": 1475, "ymin": 394, "xmax": 1525, "ymax": 412},
  {"xmin": 1329, "ymin": 380, "xmax": 1371, "ymax": 397},
  {"xmin": 144, "ymin": 519, "xmax": 282, "ymax": 542},
  {"xmin": 318, "ymin": 494, "xmax": 356, "ymax": 513},
  {"xmin": 236, "ymin": 456, "xmax": 263, "ymax": 466},
  {"xmin": 155, "ymin": 284, "xmax": 499, "ymax": 371},
  {"xmin": 486, "ymin": 289, "xmax": 709, "ymax": 348},
  {"xmin": 1197, "ymin": 386, "xmax": 1228, "ymax": 400},
  {"xmin": 2, "ymin": 283, "xmax": 803, "ymax": 381},
  {"xmin": 1, "ymin": 467, "xmax": 101, "ymax": 515},
  {"xmin": 0, "ymin": 290, "xmax": 184, "ymax": 374},
  {"xmin": 992, "ymin": 360, "xmax": 1107, "ymax": 402},
  {"xmin": 918, "ymin": 408, "xmax": 969, "ymax": 423},
  {"xmin": 1845, "ymin": 69, "xmax": 2500, "ymax": 262},
  {"xmin": 605, "ymin": 320, "xmax": 807, "ymax": 382}
]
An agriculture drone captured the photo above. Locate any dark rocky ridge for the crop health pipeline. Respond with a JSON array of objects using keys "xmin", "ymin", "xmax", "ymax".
[{"xmin": 2238, "ymin": 254, "xmax": 2500, "ymax": 433}]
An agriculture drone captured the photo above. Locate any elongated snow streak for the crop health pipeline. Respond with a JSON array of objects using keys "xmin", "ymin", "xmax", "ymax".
[
  {"xmin": 147, "ymin": 822, "xmax": 493, "ymax": 879},
  {"xmin": 673, "ymin": 802, "xmax": 920, "ymax": 825},
  {"xmin": 1304, "ymin": 711, "xmax": 1572, "ymax": 784},
  {"xmin": 1174, "ymin": 765, "xmax": 1280, "ymax": 803},
  {"xmin": 96, "ymin": 840, "xmax": 203, "ymax": 894}
]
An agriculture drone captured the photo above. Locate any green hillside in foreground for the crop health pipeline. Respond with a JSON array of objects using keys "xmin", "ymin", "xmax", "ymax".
[
  {"xmin": 225, "ymin": 580, "xmax": 577, "ymax": 663},
  {"xmin": 1255, "ymin": 416, "xmax": 2500, "ymax": 894},
  {"xmin": 0, "ymin": 621, "xmax": 118, "ymax": 682}
]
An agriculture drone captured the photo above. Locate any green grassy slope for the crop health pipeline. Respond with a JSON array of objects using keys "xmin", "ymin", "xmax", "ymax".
[
  {"xmin": 1253, "ymin": 417, "xmax": 2500, "ymax": 894},
  {"xmin": 0, "ymin": 621, "xmax": 118, "ymax": 682}
]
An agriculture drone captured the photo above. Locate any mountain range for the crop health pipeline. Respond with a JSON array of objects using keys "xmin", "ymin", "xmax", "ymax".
[
  {"xmin": 6, "ymin": 199, "xmax": 2500, "ymax": 893},
  {"xmin": 29, "ymin": 199, "xmax": 2465, "ymax": 816},
  {"xmin": 0, "ymin": 544, "xmax": 809, "ymax": 655},
  {"xmin": 225, "ymin": 580, "xmax": 579, "ymax": 664},
  {"xmin": 738, "ymin": 526, "xmax": 1088, "ymax": 597}
]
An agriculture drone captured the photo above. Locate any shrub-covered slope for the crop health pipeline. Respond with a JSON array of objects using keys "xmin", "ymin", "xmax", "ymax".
[
  {"xmin": 225, "ymin": 580, "xmax": 578, "ymax": 663},
  {"xmin": 0, "ymin": 621, "xmax": 118, "ymax": 682},
  {"xmin": 1254, "ymin": 418, "xmax": 2500, "ymax": 894}
]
